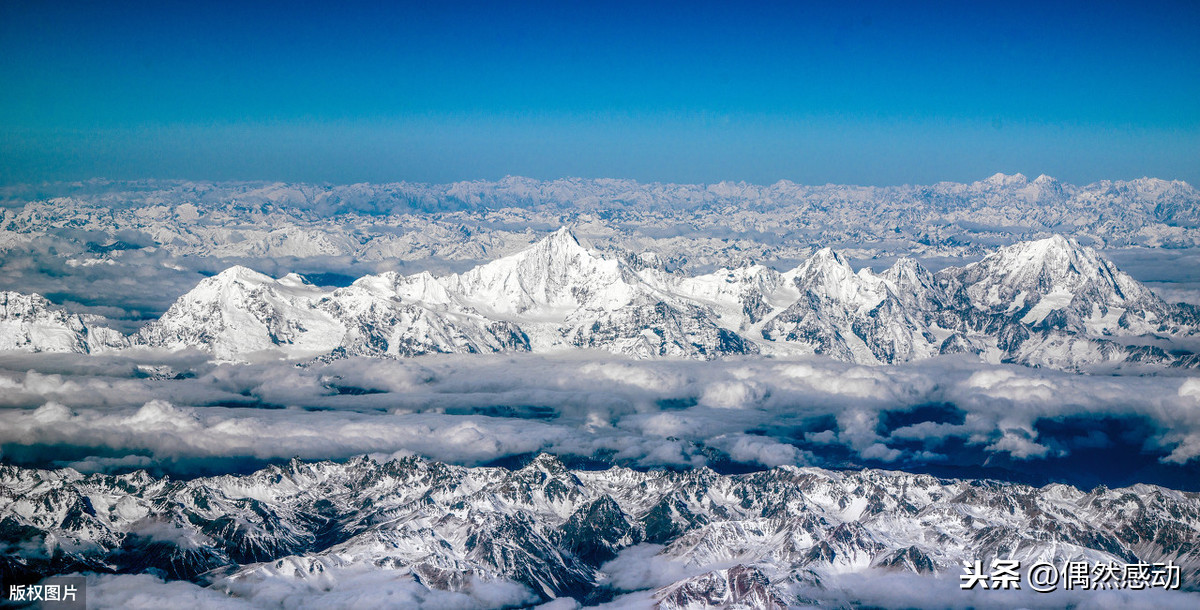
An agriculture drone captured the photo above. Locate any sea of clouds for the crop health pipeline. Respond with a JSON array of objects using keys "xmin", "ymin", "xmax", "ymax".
[{"xmin": 2, "ymin": 350, "xmax": 1198, "ymax": 489}]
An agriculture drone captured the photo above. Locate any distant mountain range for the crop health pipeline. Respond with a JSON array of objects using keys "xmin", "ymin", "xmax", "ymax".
[
  {"xmin": 2, "ymin": 229, "xmax": 1196, "ymax": 371},
  {"xmin": 3, "ymin": 454, "xmax": 1198, "ymax": 606},
  {"xmin": 2, "ymin": 175, "xmax": 1198, "ymax": 269}
]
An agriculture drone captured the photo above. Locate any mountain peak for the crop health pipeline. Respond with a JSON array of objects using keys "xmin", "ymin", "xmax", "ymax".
[
  {"xmin": 504, "ymin": 227, "xmax": 595, "ymax": 268},
  {"xmin": 1020, "ymin": 234, "xmax": 1081, "ymax": 256},
  {"xmin": 886, "ymin": 257, "xmax": 927, "ymax": 275},
  {"xmin": 798, "ymin": 247, "xmax": 857, "ymax": 282},
  {"xmin": 809, "ymin": 247, "xmax": 850, "ymax": 268},
  {"xmin": 1046, "ymin": 233, "xmax": 1071, "ymax": 246},
  {"xmin": 881, "ymin": 257, "xmax": 934, "ymax": 288},
  {"xmin": 972, "ymin": 235, "xmax": 1094, "ymax": 278},
  {"xmin": 549, "ymin": 226, "xmax": 579, "ymax": 242},
  {"xmin": 140, "ymin": 264, "xmax": 342, "ymax": 360},
  {"xmin": 982, "ymin": 172, "xmax": 1029, "ymax": 187},
  {"xmin": 530, "ymin": 226, "xmax": 585, "ymax": 255},
  {"xmin": 525, "ymin": 453, "xmax": 568, "ymax": 474},
  {"xmin": 452, "ymin": 226, "xmax": 630, "ymax": 318},
  {"xmin": 0, "ymin": 290, "xmax": 99, "ymax": 353},
  {"xmin": 209, "ymin": 265, "xmax": 274, "ymax": 285},
  {"xmin": 951, "ymin": 234, "xmax": 1168, "ymax": 334},
  {"xmin": 278, "ymin": 273, "xmax": 312, "ymax": 288}
]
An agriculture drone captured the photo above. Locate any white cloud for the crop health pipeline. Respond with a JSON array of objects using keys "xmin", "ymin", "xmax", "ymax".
[
  {"xmin": 985, "ymin": 430, "xmax": 1051, "ymax": 460},
  {"xmin": 708, "ymin": 434, "xmax": 812, "ymax": 468},
  {"xmin": 0, "ymin": 352, "xmax": 1198, "ymax": 483},
  {"xmin": 599, "ymin": 544, "xmax": 698, "ymax": 592},
  {"xmin": 217, "ymin": 562, "xmax": 537, "ymax": 610},
  {"xmin": 697, "ymin": 380, "xmax": 766, "ymax": 409},
  {"xmin": 1181, "ymin": 378, "xmax": 1200, "ymax": 400},
  {"xmin": 86, "ymin": 574, "xmax": 256, "ymax": 610},
  {"xmin": 84, "ymin": 568, "xmax": 539, "ymax": 610}
]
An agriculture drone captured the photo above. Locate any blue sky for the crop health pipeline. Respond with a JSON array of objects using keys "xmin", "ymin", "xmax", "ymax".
[{"xmin": 1, "ymin": 0, "xmax": 1197, "ymax": 185}]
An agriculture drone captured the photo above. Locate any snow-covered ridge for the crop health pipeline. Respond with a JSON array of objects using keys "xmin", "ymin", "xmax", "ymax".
[
  {"xmin": 3, "ymin": 454, "xmax": 1199, "ymax": 605},
  {"xmin": 3, "ymin": 229, "xmax": 1196, "ymax": 370}
]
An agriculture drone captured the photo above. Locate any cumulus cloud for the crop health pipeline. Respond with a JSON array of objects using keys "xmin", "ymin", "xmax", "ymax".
[
  {"xmin": 0, "ymin": 399, "xmax": 574, "ymax": 469},
  {"xmin": 697, "ymin": 380, "xmax": 768, "ymax": 409},
  {"xmin": 65, "ymin": 454, "xmax": 153, "ymax": 473},
  {"xmin": 985, "ymin": 429, "xmax": 1051, "ymax": 460},
  {"xmin": 1181, "ymin": 378, "xmax": 1200, "ymax": 400},
  {"xmin": 0, "ymin": 352, "xmax": 1198, "ymax": 487},
  {"xmin": 708, "ymin": 434, "xmax": 813, "ymax": 467}
]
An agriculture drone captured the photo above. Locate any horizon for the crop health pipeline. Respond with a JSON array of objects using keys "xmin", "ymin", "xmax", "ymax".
[{"xmin": 1, "ymin": 170, "xmax": 1195, "ymax": 192}]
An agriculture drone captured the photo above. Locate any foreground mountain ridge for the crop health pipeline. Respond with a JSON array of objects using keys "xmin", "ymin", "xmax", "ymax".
[
  {"xmin": 2, "ymin": 229, "xmax": 1197, "ymax": 369},
  {"xmin": 2, "ymin": 454, "xmax": 1198, "ymax": 607}
]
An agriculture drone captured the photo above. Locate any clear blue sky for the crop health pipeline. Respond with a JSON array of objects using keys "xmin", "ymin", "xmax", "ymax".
[{"xmin": 2, "ymin": 0, "xmax": 1198, "ymax": 186}]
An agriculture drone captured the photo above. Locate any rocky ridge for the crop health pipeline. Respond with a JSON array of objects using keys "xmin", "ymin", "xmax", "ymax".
[{"xmin": 3, "ymin": 455, "xmax": 1200, "ymax": 606}]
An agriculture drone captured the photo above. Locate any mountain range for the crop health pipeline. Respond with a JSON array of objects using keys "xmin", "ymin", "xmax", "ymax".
[
  {"xmin": 3, "ymin": 454, "xmax": 1198, "ymax": 607},
  {"xmin": 2, "ymin": 229, "xmax": 1196, "ymax": 371},
  {"xmin": 3, "ymin": 175, "xmax": 1198, "ymax": 275}
]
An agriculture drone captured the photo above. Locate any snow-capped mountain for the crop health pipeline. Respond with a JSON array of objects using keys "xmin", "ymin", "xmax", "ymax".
[
  {"xmin": 944, "ymin": 234, "xmax": 1170, "ymax": 335},
  {"xmin": 933, "ymin": 235, "xmax": 1195, "ymax": 369},
  {"xmin": 655, "ymin": 566, "xmax": 788, "ymax": 610},
  {"xmin": 3, "ymin": 455, "xmax": 1198, "ymax": 606},
  {"xmin": 135, "ymin": 267, "xmax": 344, "ymax": 361},
  {"xmin": 319, "ymin": 274, "xmax": 530, "ymax": 358},
  {"xmin": 449, "ymin": 228, "xmax": 633, "ymax": 319},
  {"xmin": 757, "ymin": 248, "xmax": 942, "ymax": 363},
  {"xmin": 0, "ymin": 291, "xmax": 125, "ymax": 353},
  {"xmin": 5, "ymin": 229, "xmax": 1197, "ymax": 370},
  {"xmin": 445, "ymin": 228, "xmax": 746, "ymax": 358}
]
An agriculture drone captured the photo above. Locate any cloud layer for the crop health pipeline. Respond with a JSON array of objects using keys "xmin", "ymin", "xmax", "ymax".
[{"xmin": 1, "ymin": 351, "xmax": 1198, "ymax": 488}]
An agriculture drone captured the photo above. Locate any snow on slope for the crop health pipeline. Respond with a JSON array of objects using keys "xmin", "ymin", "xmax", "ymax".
[{"xmin": 449, "ymin": 227, "xmax": 636, "ymax": 320}]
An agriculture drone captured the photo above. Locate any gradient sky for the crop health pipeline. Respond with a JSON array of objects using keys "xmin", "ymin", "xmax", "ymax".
[{"xmin": 1, "ymin": 0, "xmax": 1198, "ymax": 186}]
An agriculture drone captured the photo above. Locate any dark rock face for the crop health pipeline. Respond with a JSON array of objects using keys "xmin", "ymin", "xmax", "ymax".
[{"xmin": 556, "ymin": 496, "xmax": 640, "ymax": 566}]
